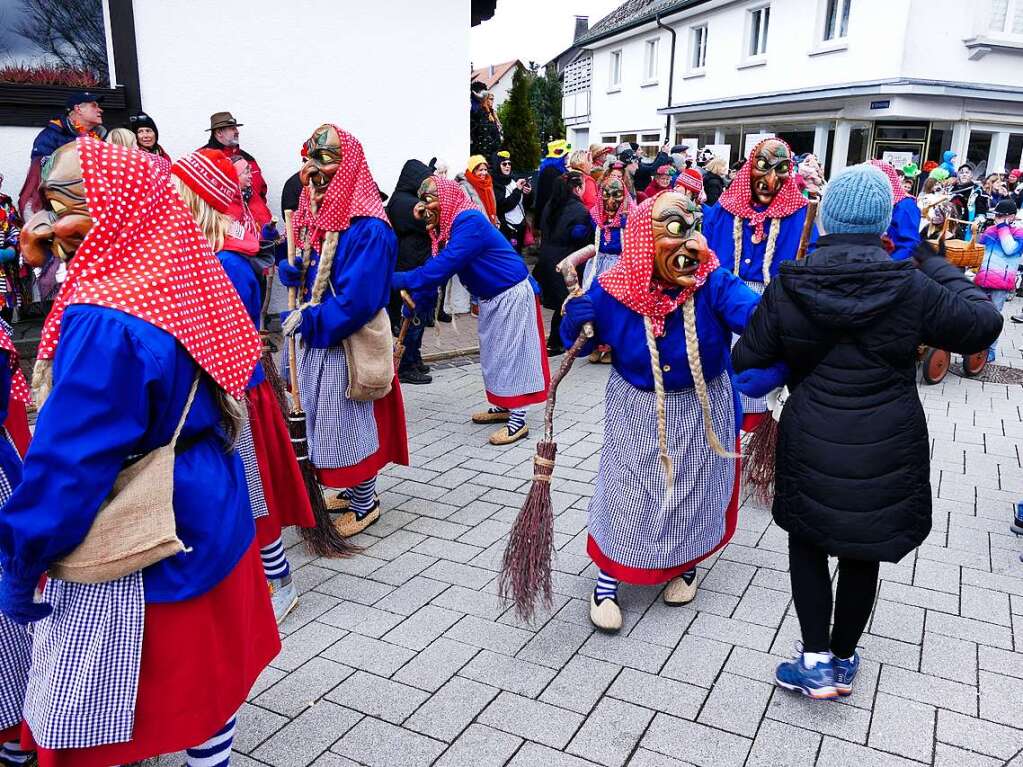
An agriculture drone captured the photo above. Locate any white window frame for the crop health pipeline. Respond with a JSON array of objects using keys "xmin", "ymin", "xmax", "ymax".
[
  {"xmin": 689, "ymin": 24, "xmax": 708, "ymax": 74},
  {"xmin": 608, "ymin": 49, "xmax": 622, "ymax": 91},
  {"xmin": 989, "ymin": 0, "xmax": 1023, "ymax": 38},
  {"xmin": 821, "ymin": 0, "xmax": 852, "ymax": 41},
  {"xmin": 743, "ymin": 3, "xmax": 771, "ymax": 65},
  {"xmin": 642, "ymin": 38, "xmax": 659, "ymax": 85}
]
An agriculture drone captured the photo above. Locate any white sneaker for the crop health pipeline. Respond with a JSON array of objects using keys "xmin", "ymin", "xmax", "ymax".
[
  {"xmin": 589, "ymin": 591, "xmax": 623, "ymax": 633},
  {"xmin": 663, "ymin": 573, "xmax": 698, "ymax": 606},
  {"xmin": 269, "ymin": 575, "xmax": 298, "ymax": 625}
]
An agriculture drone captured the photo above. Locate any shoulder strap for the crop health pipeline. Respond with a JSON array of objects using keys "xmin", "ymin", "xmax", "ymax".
[{"xmin": 170, "ymin": 371, "xmax": 202, "ymax": 448}]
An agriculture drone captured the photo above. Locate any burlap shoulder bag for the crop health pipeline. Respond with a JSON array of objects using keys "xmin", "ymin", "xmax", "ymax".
[{"xmin": 49, "ymin": 373, "xmax": 200, "ymax": 584}]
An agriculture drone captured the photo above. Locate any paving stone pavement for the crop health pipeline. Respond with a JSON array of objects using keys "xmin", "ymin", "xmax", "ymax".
[{"xmin": 230, "ymin": 301, "xmax": 1023, "ymax": 767}]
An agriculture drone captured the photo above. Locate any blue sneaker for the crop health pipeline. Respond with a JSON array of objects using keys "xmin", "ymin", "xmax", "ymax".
[
  {"xmin": 1011, "ymin": 502, "xmax": 1023, "ymax": 536},
  {"xmin": 831, "ymin": 652, "xmax": 860, "ymax": 696},
  {"xmin": 775, "ymin": 647, "xmax": 838, "ymax": 700}
]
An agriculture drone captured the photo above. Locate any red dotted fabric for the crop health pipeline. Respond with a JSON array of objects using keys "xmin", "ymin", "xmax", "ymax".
[
  {"xmin": 429, "ymin": 177, "xmax": 481, "ymax": 256},
  {"xmin": 870, "ymin": 159, "xmax": 908, "ymax": 204},
  {"xmin": 37, "ymin": 137, "xmax": 261, "ymax": 399}
]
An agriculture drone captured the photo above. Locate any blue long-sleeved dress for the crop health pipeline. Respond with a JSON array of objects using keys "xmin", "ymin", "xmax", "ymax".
[
  {"xmin": 887, "ymin": 197, "xmax": 922, "ymax": 262},
  {"xmin": 703, "ymin": 204, "xmax": 817, "ymax": 286}
]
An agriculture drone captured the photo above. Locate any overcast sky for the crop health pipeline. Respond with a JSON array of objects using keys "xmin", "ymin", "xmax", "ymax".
[{"xmin": 470, "ymin": 0, "xmax": 624, "ymax": 68}]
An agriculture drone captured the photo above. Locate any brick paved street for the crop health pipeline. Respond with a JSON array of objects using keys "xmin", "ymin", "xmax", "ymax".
[{"xmin": 231, "ymin": 303, "xmax": 1023, "ymax": 767}]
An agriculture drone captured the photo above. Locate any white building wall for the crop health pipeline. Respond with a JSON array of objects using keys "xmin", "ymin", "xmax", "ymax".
[
  {"xmin": 489, "ymin": 70, "xmax": 516, "ymax": 106},
  {"xmin": 590, "ymin": 30, "xmax": 669, "ymax": 141},
  {"xmin": 0, "ymin": 0, "xmax": 469, "ymax": 216}
]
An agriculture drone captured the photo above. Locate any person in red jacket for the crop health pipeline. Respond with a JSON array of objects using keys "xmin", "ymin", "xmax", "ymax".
[{"xmin": 201, "ymin": 111, "xmax": 272, "ymax": 229}]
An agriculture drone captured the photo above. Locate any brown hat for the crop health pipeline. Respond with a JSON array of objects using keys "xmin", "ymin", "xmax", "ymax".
[{"xmin": 207, "ymin": 111, "xmax": 243, "ymax": 132}]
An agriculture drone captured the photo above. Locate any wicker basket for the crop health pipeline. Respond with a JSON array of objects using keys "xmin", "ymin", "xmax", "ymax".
[{"xmin": 941, "ymin": 239, "xmax": 985, "ymax": 269}]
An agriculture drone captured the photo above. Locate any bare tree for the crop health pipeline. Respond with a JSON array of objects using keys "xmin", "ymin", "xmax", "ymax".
[{"xmin": 12, "ymin": 0, "xmax": 108, "ymax": 80}]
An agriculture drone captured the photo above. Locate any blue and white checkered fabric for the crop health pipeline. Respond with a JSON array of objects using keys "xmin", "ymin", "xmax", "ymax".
[
  {"xmin": 297, "ymin": 345, "xmax": 378, "ymax": 470},
  {"xmin": 237, "ymin": 417, "xmax": 269, "ymax": 520},
  {"xmin": 735, "ymin": 279, "xmax": 767, "ymax": 415},
  {"xmin": 582, "ymin": 249, "xmax": 620, "ymax": 291},
  {"xmin": 478, "ymin": 278, "xmax": 546, "ymax": 399},
  {"xmin": 588, "ymin": 369, "xmax": 735, "ymax": 571},
  {"xmin": 23, "ymin": 572, "xmax": 144, "ymax": 749},
  {"xmin": 0, "ymin": 463, "xmax": 30, "ymax": 731}
]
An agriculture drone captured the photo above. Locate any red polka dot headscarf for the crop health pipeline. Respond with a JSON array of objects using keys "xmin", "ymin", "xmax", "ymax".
[
  {"xmin": 870, "ymin": 159, "xmax": 908, "ymax": 204},
  {"xmin": 0, "ymin": 324, "xmax": 30, "ymax": 405},
  {"xmin": 599, "ymin": 195, "xmax": 719, "ymax": 336},
  {"xmin": 428, "ymin": 176, "xmax": 482, "ymax": 256},
  {"xmin": 291, "ymin": 124, "xmax": 389, "ymax": 251},
  {"xmin": 37, "ymin": 138, "xmax": 261, "ymax": 399},
  {"xmin": 718, "ymin": 138, "xmax": 807, "ymax": 241}
]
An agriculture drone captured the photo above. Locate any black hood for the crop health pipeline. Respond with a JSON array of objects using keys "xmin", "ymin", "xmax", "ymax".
[
  {"xmin": 393, "ymin": 159, "xmax": 432, "ymax": 197},
  {"xmin": 490, "ymin": 153, "xmax": 512, "ymax": 185},
  {"xmin": 779, "ymin": 234, "xmax": 916, "ymax": 330}
]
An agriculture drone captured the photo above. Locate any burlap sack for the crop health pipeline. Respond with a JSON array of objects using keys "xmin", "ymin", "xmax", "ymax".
[
  {"xmin": 342, "ymin": 308, "xmax": 394, "ymax": 401},
  {"xmin": 49, "ymin": 375, "xmax": 200, "ymax": 583}
]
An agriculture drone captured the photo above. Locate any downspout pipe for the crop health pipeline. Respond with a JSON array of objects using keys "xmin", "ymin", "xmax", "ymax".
[{"xmin": 656, "ymin": 13, "xmax": 677, "ymax": 144}]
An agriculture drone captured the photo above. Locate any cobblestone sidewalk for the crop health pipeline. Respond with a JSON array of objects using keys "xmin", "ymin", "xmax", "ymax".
[{"xmin": 229, "ymin": 303, "xmax": 1023, "ymax": 767}]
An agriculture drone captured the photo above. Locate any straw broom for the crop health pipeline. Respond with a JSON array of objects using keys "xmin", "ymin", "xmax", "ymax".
[
  {"xmin": 499, "ymin": 246, "xmax": 595, "ymax": 622},
  {"xmin": 742, "ymin": 199, "xmax": 818, "ymax": 505},
  {"xmin": 392, "ymin": 291, "xmax": 416, "ymax": 371},
  {"xmin": 284, "ymin": 208, "xmax": 358, "ymax": 557}
]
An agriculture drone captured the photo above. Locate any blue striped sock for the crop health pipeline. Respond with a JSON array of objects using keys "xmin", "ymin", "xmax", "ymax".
[
  {"xmin": 351, "ymin": 477, "xmax": 377, "ymax": 519},
  {"xmin": 186, "ymin": 716, "xmax": 236, "ymax": 767},
  {"xmin": 260, "ymin": 537, "xmax": 290, "ymax": 580},
  {"xmin": 0, "ymin": 742, "xmax": 31, "ymax": 765},
  {"xmin": 507, "ymin": 408, "xmax": 527, "ymax": 434},
  {"xmin": 595, "ymin": 570, "xmax": 618, "ymax": 602}
]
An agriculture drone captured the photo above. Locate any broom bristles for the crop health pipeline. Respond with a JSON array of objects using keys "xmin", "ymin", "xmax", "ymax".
[
  {"xmin": 742, "ymin": 415, "xmax": 778, "ymax": 506},
  {"xmin": 286, "ymin": 408, "xmax": 360, "ymax": 558},
  {"xmin": 499, "ymin": 439, "xmax": 557, "ymax": 622}
]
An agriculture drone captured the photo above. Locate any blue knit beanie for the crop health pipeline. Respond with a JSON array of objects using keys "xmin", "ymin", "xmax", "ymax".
[{"xmin": 819, "ymin": 164, "xmax": 893, "ymax": 235}]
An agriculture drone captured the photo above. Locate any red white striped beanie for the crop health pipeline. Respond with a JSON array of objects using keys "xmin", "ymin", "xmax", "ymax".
[
  {"xmin": 677, "ymin": 168, "xmax": 703, "ymax": 194},
  {"xmin": 170, "ymin": 149, "xmax": 239, "ymax": 213}
]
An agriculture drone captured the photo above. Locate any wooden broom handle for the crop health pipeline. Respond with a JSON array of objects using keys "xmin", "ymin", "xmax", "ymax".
[
  {"xmin": 284, "ymin": 209, "xmax": 303, "ymax": 412},
  {"xmin": 796, "ymin": 200, "xmax": 818, "ymax": 261}
]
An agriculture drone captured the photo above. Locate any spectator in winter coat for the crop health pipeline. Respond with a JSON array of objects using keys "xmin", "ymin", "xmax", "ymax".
[
  {"xmin": 533, "ymin": 172, "xmax": 595, "ymax": 354},
  {"xmin": 702, "ymin": 157, "xmax": 728, "ymax": 207},
  {"xmin": 638, "ymin": 164, "xmax": 673, "ymax": 203},
  {"xmin": 633, "ymin": 141, "xmax": 673, "ymax": 191},
  {"xmin": 129, "ymin": 113, "xmax": 172, "ymax": 167},
  {"xmin": 732, "ymin": 164, "xmax": 1002, "ymax": 701},
  {"xmin": 19, "ymin": 91, "xmax": 105, "ymax": 218},
  {"xmin": 974, "ymin": 198, "xmax": 1022, "ymax": 361},
  {"xmin": 464, "ymin": 156, "xmax": 499, "ymax": 225},
  {"xmin": 201, "ymin": 111, "xmax": 272, "ymax": 229},
  {"xmin": 491, "ymin": 152, "xmax": 531, "ymax": 252},
  {"xmin": 470, "ymin": 89, "xmax": 503, "ymax": 158},
  {"xmin": 532, "ymin": 140, "xmax": 571, "ymax": 225},
  {"xmin": 569, "ymin": 149, "xmax": 599, "ymax": 209},
  {"xmin": 386, "ymin": 159, "xmax": 437, "ymax": 385}
]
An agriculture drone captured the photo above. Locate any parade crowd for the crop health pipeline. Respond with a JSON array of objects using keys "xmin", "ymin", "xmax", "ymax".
[{"xmin": 0, "ymin": 87, "xmax": 1011, "ymax": 764}]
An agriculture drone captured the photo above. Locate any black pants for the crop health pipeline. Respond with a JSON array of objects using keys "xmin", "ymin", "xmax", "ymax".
[{"xmin": 788, "ymin": 535, "xmax": 879, "ymax": 659}]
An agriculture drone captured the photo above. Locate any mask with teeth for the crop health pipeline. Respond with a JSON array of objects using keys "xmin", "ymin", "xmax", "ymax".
[
  {"xmin": 749, "ymin": 139, "xmax": 792, "ymax": 207},
  {"xmin": 651, "ymin": 192, "xmax": 710, "ymax": 289},
  {"xmin": 299, "ymin": 124, "xmax": 343, "ymax": 208}
]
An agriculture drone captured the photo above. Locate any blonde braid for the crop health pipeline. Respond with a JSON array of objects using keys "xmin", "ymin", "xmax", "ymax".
[
  {"xmin": 306, "ymin": 231, "xmax": 340, "ymax": 307},
  {"xmin": 731, "ymin": 215, "xmax": 742, "ymax": 277},
  {"xmin": 682, "ymin": 299, "xmax": 738, "ymax": 459},
  {"xmin": 643, "ymin": 316, "xmax": 673, "ymax": 489},
  {"xmin": 761, "ymin": 218, "xmax": 781, "ymax": 285}
]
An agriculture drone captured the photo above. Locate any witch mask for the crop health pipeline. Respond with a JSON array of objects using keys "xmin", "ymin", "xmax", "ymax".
[
  {"xmin": 602, "ymin": 177, "xmax": 625, "ymax": 217},
  {"xmin": 22, "ymin": 143, "xmax": 90, "ymax": 268},
  {"xmin": 414, "ymin": 176, "xmax": 440, "ymax": 231},
  {"xmin": 651, "ymin": 192, "xmax": 711, "ymax": 289},
  {"xmin": 750, "ymin": 139, "xmax": 792, "ymax": 206},
  {"xmin": 300, "ymin": 124, "xmax": 343, "ymax": 207}
]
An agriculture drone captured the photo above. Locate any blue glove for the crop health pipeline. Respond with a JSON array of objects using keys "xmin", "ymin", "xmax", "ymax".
[
  {"xmin": 563, "ymin": 294, "xmax": 595, "ymax": 332},
  {"xmin": 260, "ymin": 223, "xmax": 281, "ymax": 241},
  {"xmin": 391, "ymin": 270, "xmax": 410, "ymax": 291},
  {"xmin": 0, "ymin": 247, "xmax": 15, "ymax": 264},
  {"xmin": 0, "ymin": 575, "xmax": 52, "ymax": 626},
  {"xmin": 734, "ymin": 362, "xmax": 789, "ymax": 398},
  {"xmin": 278, "ymin": 257, "xmax": 303, "ymax": 288}
]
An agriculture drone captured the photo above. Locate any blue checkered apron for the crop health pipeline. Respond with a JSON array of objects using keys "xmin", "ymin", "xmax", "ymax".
[
  {"xmin": 23, "ymin": 572, "xmax": 145, "ymax": 749},
  {"xmin": 0, "ymin": 456, "xmax": 30, "ymax": 731},
  {"xmin": 478, "ymin": 278, "xmax": 546, "ymax": 400},
  {"xmin": 297, "ymin": 344, "xmax": 378, "ymax": 470},
  {"xmin": 588, "ymin": 369, "xmax": 735, "ymax": 571},
  {"xmin": 734, "ymin": 280, "xmax": 766, "ymax": 416},
  {"xmin": 237, "ymin": 417, "xmax": 269, "ymax": 520}
]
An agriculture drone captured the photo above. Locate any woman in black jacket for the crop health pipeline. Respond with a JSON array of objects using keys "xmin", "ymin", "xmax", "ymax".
[
  {"xmin": 533, "ymin": 171, "xmax": 594, "ymax": 354},
  {"xmin": 491, "ymin": 152, "xmax": 531, "ymax": 252},
  {"xmin": 732, "ymin": 164, "xmax": 1002, "ymax": 700},
  {"xmin": 702, "ymin": 157, "xmax": 727, "ymax": 207}
]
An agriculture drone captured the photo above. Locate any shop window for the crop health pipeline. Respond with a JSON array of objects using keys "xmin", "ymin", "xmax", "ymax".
[
  {"xmin": 724, "ymin": 130, "xmax": 742, "ymax": 163},
  {"xmin": 824, "ymin": 128, "xmax": 836, "ymax": 177},
  {"xmin": 823, "ymin": 0, "xmax": 852, "ymax": 41},
  {"xmin": 989, "ymin": 0, "xmax": 1023, "ymax": 36},
  {"xmin": 609, "ymin": 49, "xmax": 622, "ymax": 89},
  {"xmin": 643, "ymin": 39, "xmax": 659, "ymax": 82},
  {"xmin": 747, "ymin": 5, "xmax": 771, "ymax": 58},
  {"xmin": 926, "ymin": 124, "xmax": 952, "ymax": 165},
  {"xmin": 775, "ymin": 129, "xmax": 816, "ymax": 157},
  {"xmin": 690, "ymin": 25, "xmax": 708, "ymax": 71},
  {"xmin": 875, "ymin": 123, "xmax": 928, "ymax": 142},
  {"xmin": 1006, "ymin": 133, "xmax": 1023, "ymax": 172},
  {"xmin": 966, "ymin": 131, "xmax": 994, "ymax": 169},
  {"xmin": 601, "ymin": 135, "xmax": 618, "ymax": 144},
  {"xmin": 847, "ymin": 126, "xmax": 870, "ymax": 166}
]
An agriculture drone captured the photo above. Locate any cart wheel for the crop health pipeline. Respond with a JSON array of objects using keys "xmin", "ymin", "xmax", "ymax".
[
  {"xmin": 922, "ymin": 348, "xmax": 950, "ymax": 384},
  {"xmin": 962, "ymin": 350, "xmax": 988, "ymax": 377}
]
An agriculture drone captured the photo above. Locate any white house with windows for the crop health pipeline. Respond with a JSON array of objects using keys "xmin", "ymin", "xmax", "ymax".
[{"xmin": 573, "ymin": 0, "xmax": 1023, "ymax": 177}]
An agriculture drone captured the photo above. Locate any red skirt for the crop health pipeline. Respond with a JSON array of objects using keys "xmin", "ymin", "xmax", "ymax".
[
  {"xmin": 587, "ymin": 443, "xmax": 742, "ymax": 585},
  {"xmin": 247, "ymin": 379, "xmax": 315, "ymax": 545},
  {"xmin": 4, "ymin": 399, "xmax": 30, "ymax": 458},
  {"xmin": 486, "ymin": 296, "xmax": 552, "ymax": 410},
  {"xmin": 24, "ymin": 541, "xmax": 280, "ymax": 766},
  {"xmin": 317, "ymin": 375, "xmax": 409, "ymax": 488}
]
